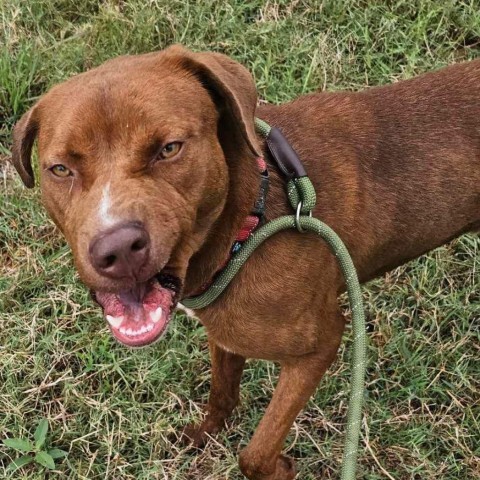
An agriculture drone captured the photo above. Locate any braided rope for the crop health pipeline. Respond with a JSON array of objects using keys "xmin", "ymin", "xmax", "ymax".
[
  {"xmin": 253, "ymin": 117, "xmax": 271, "ymax": 138},
  {"xmin": 182, "ymin": 120, "xmax": 367, "ymax": 480},
  {"xmin": 287, "ymin": 176, "xmax": 317, "ymax": 212},
  {"xmin": 183, "ymin": 216, "xmax": 366, "ymax": 479}
]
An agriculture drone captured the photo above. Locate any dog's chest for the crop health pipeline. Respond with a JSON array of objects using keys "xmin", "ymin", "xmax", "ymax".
[{"xmin": 193, "ymin": 299, "xmax": 320, "ymax": 360}]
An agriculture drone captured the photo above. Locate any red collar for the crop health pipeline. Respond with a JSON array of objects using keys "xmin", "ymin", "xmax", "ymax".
[{"xmin": 191, "ymin": 156, "xmax": 269, "ymax": 296}]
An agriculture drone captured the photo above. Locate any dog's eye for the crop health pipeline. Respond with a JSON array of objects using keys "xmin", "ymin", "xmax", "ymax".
[
  {"xmin": 50, "ymin": 164, "xmax": 72, "ymax": 177},
  {"xmin": 158, "ymin": 142, "xmax": 182, "ymax": 160}
]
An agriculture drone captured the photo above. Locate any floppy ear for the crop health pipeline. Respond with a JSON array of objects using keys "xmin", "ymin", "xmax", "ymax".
[
  {"xmin": 11, "ymin": 105, "xmax": 39, "ymax": 188},
  {"xmin": 166, "ymin": 45, "xmax": 261, "ymax": 157}
]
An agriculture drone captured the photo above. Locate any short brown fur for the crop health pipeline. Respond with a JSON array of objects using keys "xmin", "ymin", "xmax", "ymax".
[{"xmin": 11, "ymin": 45, "xmax": 480, "ymax": 479}]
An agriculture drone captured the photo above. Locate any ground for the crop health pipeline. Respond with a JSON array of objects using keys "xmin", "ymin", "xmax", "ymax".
[{"xmin": 0, "ymin": 1, "xmax": 479, "ymax": 479}]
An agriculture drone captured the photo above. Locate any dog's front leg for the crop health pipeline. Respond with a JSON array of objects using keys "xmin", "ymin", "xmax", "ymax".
[
  {"xmin": 184, "ymin": 339, "xmax": 246, "ymax": 447},
  {"xmin": 239, "ymin": 349, "xmax": 339, "ymax": 480}
]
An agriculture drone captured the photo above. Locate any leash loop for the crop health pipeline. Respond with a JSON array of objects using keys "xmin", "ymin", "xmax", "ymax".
[{"xmin": 183, "ymin": 118, "xmax": 367, "ymax": 480}]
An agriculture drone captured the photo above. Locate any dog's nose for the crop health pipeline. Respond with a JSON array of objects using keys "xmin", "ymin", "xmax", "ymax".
[{"xmin": 89, "ymin": 223, "xmax": 150, "ymax": 279}]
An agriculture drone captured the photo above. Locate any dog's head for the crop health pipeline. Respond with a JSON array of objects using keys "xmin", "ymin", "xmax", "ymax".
[{"xmin": 11, "ymin": 45, "xmax": 260, "ymax": 347}]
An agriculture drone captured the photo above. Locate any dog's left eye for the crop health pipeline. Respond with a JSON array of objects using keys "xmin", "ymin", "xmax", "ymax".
[{"xmin": 158, "ymin": 142, "xmax": 182, "ymax": 160}]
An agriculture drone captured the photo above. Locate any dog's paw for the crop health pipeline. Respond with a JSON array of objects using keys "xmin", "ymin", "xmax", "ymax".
[
  {"xmin": 181, "ymin": 423, "xmax": 209, "ymax": 448},
  {"xmin": 181, "ymin": 419, "xmax": 222, "ymax": 449},
  {"xmin": 239, "ymin": 451, "xmax": 297, "ymax": 480},
  {"xmin": 275, "ymin": 455, "xmax": 296, "ymax": 480}
]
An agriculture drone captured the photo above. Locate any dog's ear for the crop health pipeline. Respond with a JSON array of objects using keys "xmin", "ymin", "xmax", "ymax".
[
  {"xmin": 166, "ymin": 45, "xmax": 261, "ymax": 157},
  {"xmin": 11, "ymin": 105, "xmax": 39, "ymax": 188}
]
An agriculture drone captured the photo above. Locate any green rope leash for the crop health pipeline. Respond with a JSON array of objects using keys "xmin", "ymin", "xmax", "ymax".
[{"xmin": 183, "ymin": 119, "xmax": 367, "ymax": 480}]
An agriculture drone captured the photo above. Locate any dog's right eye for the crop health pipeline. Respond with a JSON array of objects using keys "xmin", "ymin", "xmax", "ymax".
[{"xmin": 50, "ymin": 164, "xmax": 72, "ymax": 178}]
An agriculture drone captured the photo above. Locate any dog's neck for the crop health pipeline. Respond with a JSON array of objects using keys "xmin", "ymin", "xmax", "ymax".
[{"xmin": 182, "ymin": 131, "xmax": 263, "ymax": 297}]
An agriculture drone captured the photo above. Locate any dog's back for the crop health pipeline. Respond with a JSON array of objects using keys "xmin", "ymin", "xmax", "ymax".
[{"xmin": 258, "ymin": 59, "xmax": 480, "ymax": 281}]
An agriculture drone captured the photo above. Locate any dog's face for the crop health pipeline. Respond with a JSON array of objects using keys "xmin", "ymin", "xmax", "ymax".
[{"xmin": 11, "ymin": 45, "xmax": 260, "ymax": 347}]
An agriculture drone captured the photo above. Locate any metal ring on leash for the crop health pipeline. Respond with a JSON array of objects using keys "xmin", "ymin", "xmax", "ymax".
[{"xmin": 295, "ymin": 201, "xmax": 312, "ymax": 232}]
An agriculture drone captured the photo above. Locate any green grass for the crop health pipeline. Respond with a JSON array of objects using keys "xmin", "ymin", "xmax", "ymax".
[{"xmin": 1, "ymin": 1, "xmax": 479, "ymax": 478}]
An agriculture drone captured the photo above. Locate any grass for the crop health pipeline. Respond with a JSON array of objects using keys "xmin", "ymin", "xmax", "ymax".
[{"xmin": 0, "ymin": 1, "xmax": 479, "ymax": 478}]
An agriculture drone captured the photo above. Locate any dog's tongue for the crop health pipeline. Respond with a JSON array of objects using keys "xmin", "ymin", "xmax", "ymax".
[{"xmin": 95, "ymin": 280, "xmax": 174, "ymax": 347}]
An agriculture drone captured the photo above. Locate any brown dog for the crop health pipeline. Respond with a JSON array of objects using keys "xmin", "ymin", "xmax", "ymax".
[{"xmin": 11, "ymin": 45, "xmax": 480, "ymax": 479}]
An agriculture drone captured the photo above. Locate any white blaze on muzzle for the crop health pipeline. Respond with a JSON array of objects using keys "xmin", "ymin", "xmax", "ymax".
[{"xmin": 98, "ymin": 182, "xmax": 118, "ymax": 227}]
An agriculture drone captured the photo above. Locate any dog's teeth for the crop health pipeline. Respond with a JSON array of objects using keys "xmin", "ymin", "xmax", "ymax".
[
  {"xmin": 116, "ymin": 319, "xmax": 158, "ymax": 337},
  {"xmin": 150, "ymin": 307, "xmax": 163, "ymax": 323},
  {"xmin": 106, "ymin": 315, "xmax": 123, "ymax": 329}
]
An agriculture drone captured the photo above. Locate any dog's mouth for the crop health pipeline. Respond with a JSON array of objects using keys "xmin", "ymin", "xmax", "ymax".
[{"xmin": 92, "ymin": 274, "xmax": 180, "ymax": 348}]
